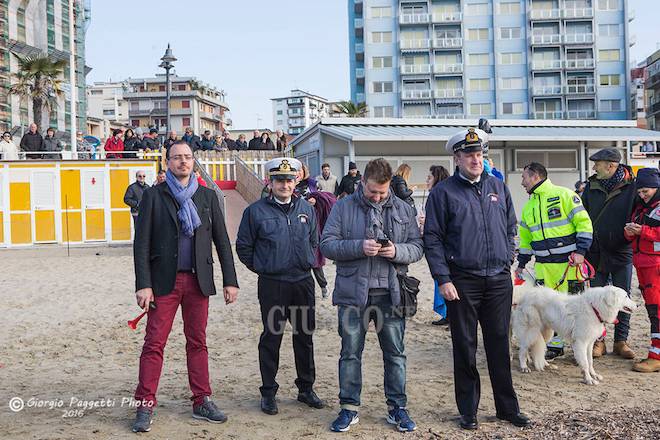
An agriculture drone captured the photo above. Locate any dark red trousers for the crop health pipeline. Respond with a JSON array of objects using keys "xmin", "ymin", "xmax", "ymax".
[
  {"xmin": 134, "ymin": 272, "xmax": 211, "ymax": 407},
  {"xmin": 637, "ymin": 266, "xmax": 660, "ymax": 360}
]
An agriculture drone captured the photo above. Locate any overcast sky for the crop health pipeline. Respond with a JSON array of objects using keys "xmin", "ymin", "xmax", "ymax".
[{"xmin": 85, "ymin": 0, "xmax": 656, "ymax": 128}]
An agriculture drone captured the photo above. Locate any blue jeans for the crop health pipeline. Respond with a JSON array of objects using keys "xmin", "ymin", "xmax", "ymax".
[
  {"xmin": 433, "ymin": 279, "xmax": 447, "ymax": 318},
  {"xmin": 337, "ymin": 294, "xmax": 407, "ymax": 410},
  {"xmin": 592, "ymin": 264, "xmax": 633, "ymax": 342}
]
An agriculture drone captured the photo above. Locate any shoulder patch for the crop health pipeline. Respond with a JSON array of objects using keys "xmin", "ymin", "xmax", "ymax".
[{"xmin": 573, "ymin": 195, "xmax": 581, "ymax": 204}]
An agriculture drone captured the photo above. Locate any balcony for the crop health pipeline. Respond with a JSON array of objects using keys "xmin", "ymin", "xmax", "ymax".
[
  {"xmin": 433, "ymin": 63, "xmax": 463, "ymax": 74},
  {"xmin": 434, "ymin": 88, "xmax": 464, "ymax": 100},
  {"xmin": 355, "ymin": 43, "xmax": 364, "ymax": 53},
  {"xmin": 531, "ymin": 59, "xmax": 563, "ymax": 70},
  {"xmin": 529, "ymin": 8, "xmax": 561, "ymax": 20},
  {"xmin": 530, "ymin": 34, "xmax": 561, "ymax": 45},
  {"xmin": 532, "ymin": 85, "xmax": 563, "ymax": 96},
  {"xmin": 354, "ymin": 18, "xmax": 363, "ymax": 29},
  {"xmin": 400, "ymin": 39, "xmax": 431, "ymax": 50},
  {"xmin": 532, "ymin": 111, "xmax": 564, "ymax": 119},
  {"xmin": 565, "ymin": 58, "xmax": 595, "ymax": 69},
  {"xmin": 433, "ymin": 113, "xmax": 465, "ymax": 119},
  {"xmin": 356, "ymin": 68, "xmax": 365, "ymax": 79},
  {"xmin": 567, "ymin": 109, "xmax": 596, "ymax": 119},
  {"xmin": 288, "ymin": 119, "xmax": 306, "ymax": 127},
  {"xmin": 403, "ymin": 114, "xmax": 433, "ymax": 119},
  {"xmin": 401, "ymin": 89, "xmax": 433, "ymax": 100},
  {"xmin": 563, "ymin": 33, "xmax": 594, "ymax": 44},
  {"xmin": 565, "ymin": 82, "xmax": 596, "ymax": 94},
  {"xmin": 200, "ymin": 111, "xmax": 221, "ymax": 121},
  {"xmin": 431, "ymin": 11, "xmax": 462, "ymax": 22},
  {"xmin": 563, "ymin": 8, "xmax": 594, "ymax": 19},
  {"xmin": 400, "ymin": 13, "xmax": 430, "ymax": 25},
  {"xmin": 432, "ymin": 37, "xmax": 462, "ymax": 49},
  {"xmin": 400, "ymin": 64, "xmax": 432, "ymax": 75}
]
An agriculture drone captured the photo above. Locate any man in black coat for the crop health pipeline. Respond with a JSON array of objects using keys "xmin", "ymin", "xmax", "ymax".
[
  {"xmin": 248, "ymin": 129, "xmax": 261, "ymax": 150},
  {"xmin": 20, "ymin": 123, "xmax": 44, "ymax": 157},
  {"xmin": 582, "ymin": 148, "xmax": 637, "ymax": 359},
  {"xmin": 335, "ymin": 162, "xmax": 361, "ymax": 199},
  {"xmin": 131, "ymin": 140, "xmax": 239, "ymax": 432},
  {"xmin": 123, "ymin": 170, "xmax": 148, "ymax": 221},
  {"xmin": 424, "ymin": 127, "xmax": 530, "ymax": 431}
]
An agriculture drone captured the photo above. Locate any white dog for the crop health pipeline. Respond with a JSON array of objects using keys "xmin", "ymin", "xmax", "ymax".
[{"xmin": 512, "ymin": 284, "xmax": 636, "ymax": 385}]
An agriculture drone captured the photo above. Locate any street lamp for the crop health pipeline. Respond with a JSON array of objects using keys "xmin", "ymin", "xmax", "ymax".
[{"xmin": 159, "ymin": 43, "xmax": 177, "ymax": 138}]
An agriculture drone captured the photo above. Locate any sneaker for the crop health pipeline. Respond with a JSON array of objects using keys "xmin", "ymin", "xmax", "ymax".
[
  {"xmin": 330, "ymin": 409, "xmax": 359, "ymax": 432},
  {"xmin": 192, "ymin": 396, "xmax": 227, "ymax": 423},
  {"xmin": 321, "ymin": 287, "xmax": 329, "ymax": 299},
  {"xmin": 131, "ymin": 409, "xmax": 152, "ymax": 433},
  {"xmin": 545, "ymin": 347, "xmax": 564, "ymax": 360},
  {"xmin": 387, "ymin": 407, "xmax": 417, "ymax": 432}
]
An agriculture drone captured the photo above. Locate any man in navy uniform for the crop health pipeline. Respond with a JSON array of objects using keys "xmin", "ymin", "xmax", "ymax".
[
  {"xmin": 423, "ymin": 126, "xmax": 531, "ymax": 430},
  {"xmin": 236, "ymin": 157, "xmax": 325, "ymax": 415}
]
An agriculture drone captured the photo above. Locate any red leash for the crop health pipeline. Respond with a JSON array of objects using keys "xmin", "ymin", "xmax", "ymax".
[{"xmin": 553, "ymin": 256, "xmax": 595, "ymax": 290}]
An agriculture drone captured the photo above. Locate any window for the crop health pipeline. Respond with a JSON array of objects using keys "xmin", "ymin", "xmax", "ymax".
[
  {"xmin": 276, "ymin": 110, "xmax": 283, "ymax": 115},
  {"xmin": 598, "ymin": 0, "xmax": 618, "ymax": 10},
  {"xmin": 372, "ymin": 56, "xmax": 393, "ymax": 68},
  {"xmin": 466, "ymin": 3, "xmax": 488, "ymax": 15},
  {"xmin": 276, "ymin": 120, "xmax": 283, "ymax": 126},
  {"xmin": 600, "ymin": 74, "xmax": 620, "ymax": 86},
  {"xmin": 90, "ymin": 90, "xmax": 102, "ymax": 95},
  {"xmin": 371, "ymin": 6, "xmax": 392, "ymax": 18},
  {"xmin": 182, "ymin": 117, "xmax": 191, "ymax": 127},
  {"xmin": 468, "ymin": 53, "xmax": 489, "ymax": 65},
  {"xmin": 177, "ymin": 84, "xmax": 187, "ymax": 91},
  {"xmin": 599, "ymin": 24, "xmax": 620, "ymax": 37},
  {"xmin": 600, "ymin": 99, "xmax": 622, "ymax": 111},
  {"xmin": 470, "ymin": 103, "xmax": 492, "ymax": 115},
  {"xmin": 500, "ymin": 52, "xmax": 523, "ymax": 64},
  {"xmin": 599, "ymin": 49, "xmax": 620, "ymax": 61},
  {"xmin": 499, "ymin": 1, "xmax": 521, "ymax": 14},
  {"xmin": 372, "ymin": 31, "xmax": 393, "ymax": 43},
  {"xmin": 131, "ymin": 119, "xmax": 140, "ymax": 127},
  {"xmin": 502, "ymin": 102, "xmax": 524, "ymax": 114},
  {"xmin": 469, "ymin": 78, "xmax": 490, "ymax": 91},
  {"xmin": 102, "ymin": 109, "xmax": 115, "ymax": 116},
  {"xmin": 158, "ymin": 85, "xmax": 165, "ymax": 92},
  {"xmin": 500, "ymin": 27, "xmax": 521, "ymax": 40},
  {"xmin": 467, "ymin": 28, "xmax": 489, "ymax": 40},
  {"xmin": 373, "ymin": 106, "xmax": 394, "ymax": 117},
  {"xmin": 182, "ymin": 100, "xmax": 191, "ymax": 109},
  {"xmin": 130, "ymin": 102, "xmax": 139, "ymax": 111},
  {"xmin": 501, "ymin": 77, "xmax": 524, "ymax": 89},
  {"xmin": 373, "ymin": 81, "xmax": 394, "ymax": 93}
]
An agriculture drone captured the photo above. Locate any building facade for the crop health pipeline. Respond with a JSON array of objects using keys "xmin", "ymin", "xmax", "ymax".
[
  {"xmin": 1, "ymin": 0, "xmax": 91, "ymax": 138},
  {"xmin": 123, "ymin": 74, "xmax": 230, "ymax": 136},
  {"xmin": 86, "ymin": 81, "xmax": 129, "ymax": 138},
  {"xmin": 645, "ymin": 49, "xmax": 660, "ymax": 131},
  {"xmin": 271, "ymin": 89, "xmax": 330, "ymax": 136},
  {"xmin": 349, "ymin": 0, "xmax": 632, "ymax": 120}
]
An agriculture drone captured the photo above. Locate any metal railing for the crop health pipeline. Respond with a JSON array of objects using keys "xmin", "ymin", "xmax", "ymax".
[
  {"xmin": 432, "ymin": 37, "xmax": 463, "ymax": 48},
  {"xmin": 565, "ymin": 83, "xmax": 596, "ymax": 94},
  {"xmin": 530, "ymin": 34, "xmax": 561, "ymax": 44},
  {"xmin": 565, "ymin": 58, "xmax": 595, "ymax": 69},
  {"xmin": 433, "ymin": 63, "xmax": 463, "ymax": 74},
  {"xmin": 401, "ymin": 89, "xmax": 433, "ymax": 99},
  {"xmin": 532, "ymin": 111, "xmax": 564, "ymax": 119},
  {"xmin": 531, "ymin": 59, "xmax": 563, "ymax": 70},
  {"xmin": 433, "ymin": 88, "xmax": 464, "ymax": 99},
  {"xmin": 566, "ymin": 109, "xmax": 596, "ymax": 119},
  {"xmin": 563, "ymin": 33, "xmax": 594, "ymax": 44},
  {"xmin": 529, "ymin": 8, "xmax": 561, "ymax": 20},
  {"xmin": 399, "ymin": 13, "xmax": 429, "ymax": 24},
  {"xmin": 400, "ymin": 39, "xmax": 431, "ymax": 50},
  {"xmin": 531, "ymin": 85, "xmax": 563, "ymax": 95},
  {"xmin": 564, "ymin": 7, "xmax": 593, "ymax": 19},
  {"xmin": 401, "ymin": 64, "xmax": 432, "ymax": 74},
  {"xmin": 194, "ymin": 156, "xmax": 226, "ymax": 215},
  {"xmin": 431, "ymin": 11, "xmax": 462, "ymax": 22}
]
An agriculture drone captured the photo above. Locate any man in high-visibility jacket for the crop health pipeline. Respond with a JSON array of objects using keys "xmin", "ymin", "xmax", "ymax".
[{"xmin": 515, "ymin": 162, "xmax": 593, "ymax": 359}]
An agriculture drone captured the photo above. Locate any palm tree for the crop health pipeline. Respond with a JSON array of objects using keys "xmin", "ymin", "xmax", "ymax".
[
  {"xmin": 334, "ymin": 100, "xmax": 368, "ymax": 118},
  {"xmin": 10, "ymin": 55, "xmax": 67, "ymax": 128}
]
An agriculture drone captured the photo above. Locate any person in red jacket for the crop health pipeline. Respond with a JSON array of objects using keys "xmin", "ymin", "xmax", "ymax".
[
  {"xmin": 104, "ymin": 129, "xmax": 124, "ymax": 159},
  {"xmin": 624, "ymin": 167, "xmax": 660, "ymax": 373}
]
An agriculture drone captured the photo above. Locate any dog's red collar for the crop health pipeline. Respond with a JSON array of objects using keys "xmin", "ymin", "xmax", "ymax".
[{"xmin": 592, "ymin": 305, "xmax": 619, "ymax": 325}]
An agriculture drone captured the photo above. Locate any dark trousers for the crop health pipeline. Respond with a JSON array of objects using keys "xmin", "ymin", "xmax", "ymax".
[
  {"xmin": 312, "ymin": 267, "xmax": 327, "ymax": 289},
  {"xmin": 446, "ymin": 270, "xmax": 519, "ymax": 417},
  {"xmin": 134, "ymin": 273, "xmax": 210, "ymax": 407},
  {"xmin": 592, "ymin": 264, "xmax": 632, "ymax": 342},
  {"xmin": 257, "ymin": 276, "xmax": 316, "ymax": 397}
]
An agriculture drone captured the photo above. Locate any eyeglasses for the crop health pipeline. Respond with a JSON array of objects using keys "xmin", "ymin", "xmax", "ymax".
[
  {"xmin": 170, "ymin": 154, "xmax": 193, "ymax": 161},
  {"xmin": 137, "ymin": 175, "xmax": 146, "ymax": 178}
]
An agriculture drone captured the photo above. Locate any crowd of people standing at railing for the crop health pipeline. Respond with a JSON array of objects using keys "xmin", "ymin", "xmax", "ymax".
[{"xmin": 0, "ymin": 122, "xmax": 292, "ymax": 160}]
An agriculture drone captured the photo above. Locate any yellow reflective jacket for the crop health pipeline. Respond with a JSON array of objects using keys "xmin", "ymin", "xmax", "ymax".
[{"xmin": 518, "ymin": 179, "xmax": 593, "ymax": 267}]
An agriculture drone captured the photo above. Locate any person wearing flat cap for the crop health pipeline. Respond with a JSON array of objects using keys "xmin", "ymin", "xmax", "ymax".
[
  {"xmin": 236, "ymin": 157, "xmax": 325, "ymax": 415},
  {"xmin": 581, "ymin": 148, "xmax": 638, "ymax": 359},
  {"xmin": 624, "ymin": 168, "xmax": 660, "ymax": 373},
  {"xmin": 424, "ymin": 126, "xmax": 530, "ymax": 430}
]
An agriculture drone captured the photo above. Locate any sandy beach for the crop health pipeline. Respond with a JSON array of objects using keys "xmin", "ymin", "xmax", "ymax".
[{"xmin": 0, "ymin": 245, "xmax": 658, "ymax": 440}]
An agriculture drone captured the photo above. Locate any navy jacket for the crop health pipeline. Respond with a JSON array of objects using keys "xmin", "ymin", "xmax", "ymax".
[
  {"xmin": 424, "ymin": 171, "xmax": 517, "ymax": 284},
  {"xmin": 236, "ymin": 195, "xmax": 317, "ymax": 282}
]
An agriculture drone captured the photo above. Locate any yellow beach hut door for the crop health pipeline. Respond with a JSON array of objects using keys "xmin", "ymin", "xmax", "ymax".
[
  {"xmin": 31, "ymin": 171, "xmax": 57, "ymax": 243},
  {"xmin": 82, "ymin": 170, "xmax": 106, "ymax": 242}
]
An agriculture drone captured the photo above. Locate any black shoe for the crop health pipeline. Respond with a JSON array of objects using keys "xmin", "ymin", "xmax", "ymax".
[
  {"xmin": 545, "ymin": 347, "xmax": 564, "ymax": 360},
  {"xmin": 297, "ymin": 390, "xmax": 325, "ymax": 409},
  {"xmin": 192, "ymin": 396, "xmax": 227, "ymax": 423},
  {"xmin": 260, "ymin": 396, "xmax": 278, "ymax": 415},
  {"xmin": 131, "ymin": 409, "xmax": 153, "ymax": 432},
  {"xmin": 459, "ymin": 414, "xmax": 478, "ymax": 430},
  {"xmin": 497, "ymin": 412, "xmax": 532, "ymax": 428},
  {"xmin": 432, "ymin": 318, "xmax": 449, "ymax": 326}
]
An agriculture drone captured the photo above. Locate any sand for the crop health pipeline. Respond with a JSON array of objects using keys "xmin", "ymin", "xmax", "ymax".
[{"xmin": 0, "ymin": 245, "xmax": 658, "ymax": 440}]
